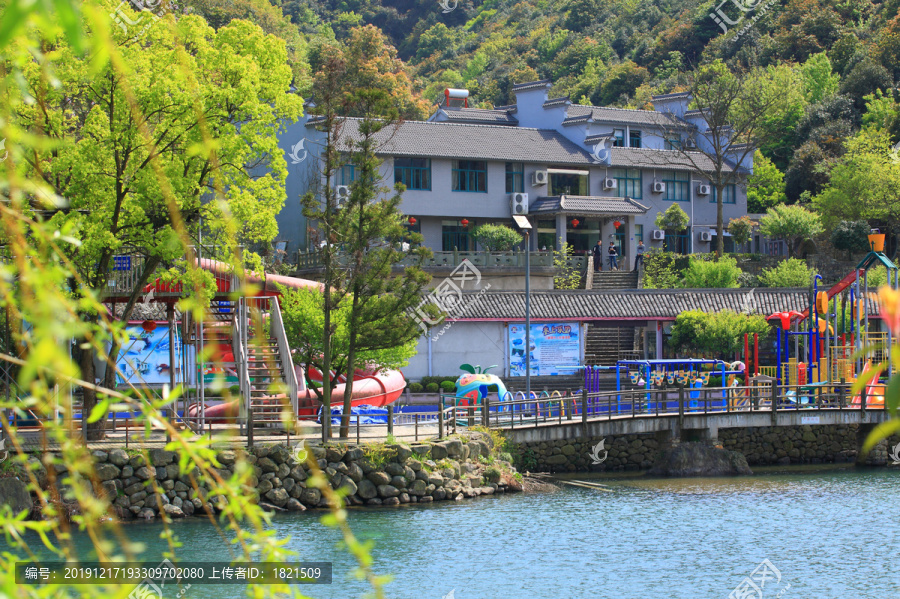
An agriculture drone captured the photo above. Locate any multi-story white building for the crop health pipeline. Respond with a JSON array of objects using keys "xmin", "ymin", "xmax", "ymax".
[{"xmin": 277, "ymin": 79, "xmax": 752, "ymax": 270}]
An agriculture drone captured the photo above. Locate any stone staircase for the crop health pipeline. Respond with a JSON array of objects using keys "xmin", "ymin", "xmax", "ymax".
[
  {"xmin": 590, "ymin": 270, "xmax": 639, "ymax": 290},
  {"xmin": 585, "ymin": 324, "xmax": 642, "ymax": 366}
]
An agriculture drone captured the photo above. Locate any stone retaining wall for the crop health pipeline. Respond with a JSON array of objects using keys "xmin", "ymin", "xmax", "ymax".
[
  {"xmin": 518, "ymin": 425, "xmax": 900, "ymax": 473},
  {"xmin": 5, "ymin": 433, "xmax": 522, "ymax": 522}
]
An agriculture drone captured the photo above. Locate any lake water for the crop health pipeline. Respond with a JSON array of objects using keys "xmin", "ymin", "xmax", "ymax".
[{"xmin": 11, "ymin": 465, "xmax": 900, "ymax": 599}]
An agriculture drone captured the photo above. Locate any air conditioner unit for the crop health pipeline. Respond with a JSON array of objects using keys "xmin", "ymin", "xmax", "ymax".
[
  {"xmin": 510, "ymin": 192, "xmax": 529, "ymax": 215},
  {"xmin": 699, "ymin": 231, "xmax": 713, "ymax": 242},
  {"xmin": 651, "ymin": 229, "xmax": 665, "ymax": 241},
  {"xmin": 684, "ymin": 139, "xmax": 697, "ymax": 149},
  {"xmin": 336, "ymin": 185, "xmax": 351, "ymax": 201},
  {"xmin": 531, "ymin": 170, "xmax": 548, "ymax": 186},
  {"xmin": 697, "ymin": 184, "xmax": 711, "ymax": 196},
  {"xmin": 652, "ymin": 181, "xmax": 666, "ymax": 194},
  {"xmin": 603, "ymin": 178, "xmax": 617, "ymax": 191}
]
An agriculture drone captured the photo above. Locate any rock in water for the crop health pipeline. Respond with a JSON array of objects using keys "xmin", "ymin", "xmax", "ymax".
[
  {"xmin": 648, "ymin": 442, "xmax": 752, "ymax": 477},
  {"xmin": 0, "ymin": 478, "xmax": 33, "ymax": 514}
]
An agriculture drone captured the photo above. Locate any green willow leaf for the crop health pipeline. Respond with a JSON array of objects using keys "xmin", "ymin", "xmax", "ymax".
[{"xmin": 861, "ymin": 419, "xmax": 900, "ymax": 454}]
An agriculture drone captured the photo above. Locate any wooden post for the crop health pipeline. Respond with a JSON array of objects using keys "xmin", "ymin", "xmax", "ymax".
[
  {"xmin": 438, "ymin": 395, "xmax": 444, "ymax": 439},
  {"xmin": 860, "ymin": 383, "xmax": 867, "ymax": 413},
  {"xmin": 415, "ymin": 414, "xmax": 419, "ymax": 441},
  {"xmin": 566, "ymin": 391, "xmax": 573, "ymax": 420},
  {"xmin": 839, "ymin": 378, "xmax": 845, "ymax": 409},
  {"xmin": 771, "ymin": 382, "xmax": 778, "ymax": 427},
  {"xmin": 387, "ymin": 405, "xmax": 394, "ymax": 437},
  {"xmin": 356, "ymin": 415, "xmax": 360, "ymax": 444},
  {"xmin": 678, "ymin": 385, "xmax": 685, "ymax": 431},
  {"xmin": 483, "ymin": 396, "xmax": 491, "ymax": 427}
]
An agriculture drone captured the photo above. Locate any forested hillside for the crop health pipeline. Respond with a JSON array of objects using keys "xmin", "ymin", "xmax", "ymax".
[{"xmin": 190, "ymin": 0, "xmax": 900, "ymax": 230}]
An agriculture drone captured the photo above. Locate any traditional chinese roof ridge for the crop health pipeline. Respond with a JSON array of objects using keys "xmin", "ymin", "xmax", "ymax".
[
  {"xmin": 651, "ymin": 92, "xmax": 692, "ymax": 101},
  {"xmin": 608, "ymin": 147, "xmax": 734, "ymax": 173},
  {"xmin": 512, "ymin": 79, "xmax": 553, "ymax": 92},
  {"xmin": 493, "ymin": 104, "xmax": 518, "ymax": 112},
  {"xmin": 447, "ymin": 288, "xmax": 874, "ymax": 321},
  {"xmin": 584, "ymin": 133, "xmax": 613, "ymax": 144},
  {"xmin": 438, "ymin": 107, "xmax": 519, "ymax": 125},
  {"xmin": 543, "ymin": 96, "xmax": 571, "ymax": 108},
  {"xmin": 562, "ymin": 105, "xmax": 692, "ymax": 128}
]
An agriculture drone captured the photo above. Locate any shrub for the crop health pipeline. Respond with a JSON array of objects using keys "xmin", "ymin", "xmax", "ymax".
[
  {"xmin": 643, "ymin": 248, "xmax": 686, "ymax": 289},
  {"xmin": 669, "ymin": 310, "xmax": 771, "ymax": 358},
  {"xmin": 681, "ymin": 256, "xmax": 742, "ymax": 288},
  {"xmin": 473, "ymin": 223, "xmax": 523, "ymax": 251},
  {"xmin": 830, "ymin": 220, "xmax": 871, "ymax": 258},
  {"xmin": 759, "ymin": 258, "xmax": 817, "ymax": 287},
  {"xmin": 440, "ymin": 380, "xmax": 457, "ymax": 392},
  {"xmin": 655, "ymin": 203, "xmax": 690, "ymax": 232},
  {"xmin": 425, "ymin": 382, "xmax": 440, "ymax": 393},
  {"xmin": 484, "ymin": 467, "xmax": 502, "ymax": 483},
  {"xmin": 408, "ymin": 382, "xmax": 424, "ymax": 393}
]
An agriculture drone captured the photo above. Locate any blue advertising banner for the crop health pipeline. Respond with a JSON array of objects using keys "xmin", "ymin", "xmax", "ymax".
[
  {"xmin": 508, "ymin": 322, "xmax": 581, "ymax": 377},
  {"xmin": 116, "ymin": 325, "xmax": 187, "ymax": 386}
]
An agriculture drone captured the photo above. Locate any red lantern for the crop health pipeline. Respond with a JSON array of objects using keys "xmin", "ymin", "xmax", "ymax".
[
  {"xmin": 614, "ymin": 220, "xmax": 622, "ymax": 229},
  {"xmin": 461, "ymin": 218, "xmax": 470, "ymax": 227},
  {"xmin": 408, "ymin": 216, "xmax": 417, "ymax": 225},
  {"xmin": 571, "ymin": 219, "xmax": 580, "ymax": 228},
  {"xmin": 141, "ymin": 320, "xmax": 157, "ymax": 333}
]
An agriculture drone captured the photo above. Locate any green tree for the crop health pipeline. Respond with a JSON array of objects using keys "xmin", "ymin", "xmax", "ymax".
[
  {"xmin": 759, "ymin": 205, "xmax": 824, "ymax": 256},
  {"xmin": 656, "ymin": 61, "xmax": 779, "ymax": 257},
  {"xmin": 681, "ymin": 256, "xmax": 742, "ymax": 288},
  {"xmin": 655, "ymin": 203, "xmax": 690, "ymax": 232},
  {"xmin": 830, "ymin": 220, "xmax": 873, "ymax": 258},
  {"xmin": 759, "ymin": 258, "xmax": 817, "ymax": 287},
  {"xmin": 813, "ymin": 128, "xmax": 900, "ymax": 241},
  {"xmin": 9, "ymin": 10, "xmax": 303, "ymax": 438},
  {"xmin": 473, "ymin": 224, "xmax": 523, "ymax": 251},
  {"xmin": 554, "ymin": 243, "xmax": 582, "ymax": 289},
  {"xmin": 598, "ymin": 60, "xmax": 649, "ymax": 105},
  {"xmin": 669, "ymin": 310, "xmax": 770, "ymax": 358},
  {"xmin": 800, "ymin": 52, "xmax": 840, "ymax": 105},
  {"xmin": 728, "ymin": 216, "xmax": 753, "ymax": 249},
  {"xmin": 642, "ymin": 248, "xmax": 685, "ymax": 289},
  {"xmin": 747, "ymin": 151, "xmax": 788, "ymax": 213}
]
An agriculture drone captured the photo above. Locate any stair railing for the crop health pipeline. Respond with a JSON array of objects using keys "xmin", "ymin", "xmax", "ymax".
[
  {"xmin": 268, "ymin": 296, "xmax": 299, "ymax": 418},
  {"xmin": 232, "ymin": 297, "xmax": 251, "ymax": 430}
]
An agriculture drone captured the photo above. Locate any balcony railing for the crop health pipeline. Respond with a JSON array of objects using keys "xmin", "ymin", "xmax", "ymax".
[{"xmin": 296, "ymin": 250, "xmax": 586, "ymax": 271}]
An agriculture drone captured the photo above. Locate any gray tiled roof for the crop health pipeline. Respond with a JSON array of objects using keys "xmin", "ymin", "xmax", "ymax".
[
  {"xmin": 563, "ymin": 105, "xmax": 690, "ymax": 128},
  {"xmin": 651, "ymin": 92, "xmax": 692, "ymax": 101},
  {"xmin": 608, "ymin": 147, "xmax": 734, "ymax": 173},
  {"xmin": 451, "ymin": 288, "xmax": 820, "ymax": 321},
  {"xmin": 512, "ymin": 79, "xmax": 552, "ymax": 92},
  {"xmin": 543, "ymin": 96, "xmax": 571, "ymax": 108},
  {"xmin": 438, "ymin": 108, "xmax": 518, "ymax": 125},
  {"xmin": 334, "ymin": 119, "xmax": 594, "ymax": 165},
  {"xmin": 529, "ymin": 195, "xmax": 650, "ymax": 216}
]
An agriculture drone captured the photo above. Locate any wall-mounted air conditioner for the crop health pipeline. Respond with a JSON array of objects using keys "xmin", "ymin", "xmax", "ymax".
[
  {"xmin": 603, "ymin": 178, "xmax": 617, "ymax": 191},
  {"xmin": 652, "ymin": 181, "xmax": 666, "ymax": 194},
  {"xmin": 684, "ymin": 139, "xmax": 697, "ymax": 149},
  {"xmin": 510, "ymin": 192, "xmax": 529, "ymax": 215},
  {"xmin": 531, "ymin": 170, "xmax": 548, "ymax": 186},
  {"xmin": 651, "ymin": 229, "xmax": 665, "ymax": 241},
  {"xmin": 697, "ymin": 184, "xmax": 711, "ymax": 196},
  {"xmin": 335, "ymin": 185, "xmax": 351, "ymax": 207},
  {"xmin": 699, "ymin": 231, "xmax": 713, "ymax": 242}
]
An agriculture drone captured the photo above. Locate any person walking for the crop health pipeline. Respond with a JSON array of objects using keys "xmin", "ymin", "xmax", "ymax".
[
  {"xmin": 608, "ymin": 241, "xmax": 618, "ymax": 271},
  {"xmin": 634, "ymin": 240, "xmax": 645, "ymax": 271},
  {"xmin": 592, "ymin": 240, "xmax": 603, "ymax": 272}
]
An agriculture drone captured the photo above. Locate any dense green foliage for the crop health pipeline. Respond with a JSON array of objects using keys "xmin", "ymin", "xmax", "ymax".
[
  {"xmin": 669, "ymin": 310, "xmax": 771, "ymax": 358},
  {"xmin": 682, "ymin": 256, "xmax": 743, "ymax": 288},
  {"xmin": 655, "ymin": 204, "xmax": 691, "ymax": 232},
  {"xmin": 473, "ymin": 223, "xmax": 523, "ymax": 251},
  {"xmin": 831, "ymin": 220, "xmax": 875, "ymax": 257},
  {"xmin": 759, "ymin": 257, "xmax": 818, "ymax": 287},
  {"xmin": 759, "ymin": 204, "xmax": 824, "ymax": 256}
]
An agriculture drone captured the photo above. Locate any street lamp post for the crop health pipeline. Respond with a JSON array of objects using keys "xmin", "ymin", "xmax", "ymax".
[{"xmin": 513, "ymin": 215, "xmax": 533, "ymax": 400}]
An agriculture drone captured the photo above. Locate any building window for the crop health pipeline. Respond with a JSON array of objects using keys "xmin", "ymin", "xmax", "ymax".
[
  {"xmin": 612, "ymin": 168, "xmax": 642, "ymax": 199},
  {"xmin": 635, "ymin": 224, "xmax": 643, "ymax": 244},
  {"xmin": 629, "ymin": 130, "xmax": 641, "ymax": 148},
  {"xmin": 442, "ymin": 220, "xmax": 474, "ymax": 251},
  {"xmin": 613, "ymin": 129, "xmax": 625, "ymax": 147},
  {"xmin": 665, "ymin": 138, "xmax": 681, "ymax": 150},
  {"xmin": 452, "ymin": 160, "xmax": 487, "ymax": 192},
  {"xmin": 505, "ymin": 162, "xmax": 524, "ymax": 193},
  {"xmin": 665, "ymin": 232, "xmax": 692, "ymax": 255},
  {"xmin": 711, "ymin": 184, "xmax": 737, "ymax": 204},
  {"xmin": 549, "ymin": 171, "xmax": 589, "ymax": 196},
  {"xmin": 663, "ymin": 171, "xmax": 690, "ymax": 202},
  {"xmin": 338, "ymin": 164, "xmax": 355, "ymax": 186},
  {"xmin": 394, "ymin": 158, "xmax": 431, "ymax": 190}
]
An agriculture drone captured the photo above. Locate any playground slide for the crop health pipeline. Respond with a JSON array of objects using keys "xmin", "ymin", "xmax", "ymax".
[
  {"xmin": 849, "ymin": 363, "xmax": 886, "ymax": 408},
  {"xmin": 198, "ymin": 257, "xmax": 324, "ymax": 294},
  {"xmin": 799, "ymin": 269, "xmax": 862, "ymax": 320}
]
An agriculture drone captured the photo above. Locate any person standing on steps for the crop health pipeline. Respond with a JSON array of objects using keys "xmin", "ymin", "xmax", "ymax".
[
  {"xmin": 592, "ymin": 240, "xmax": 603, "ymax": 272},
  {"xmin": 608, "ymin": 241, "xmax": 618, "ymax": 271},
  {"xmin": 634, "ymin": 240, "xmax": 645, "ymax": 271}
]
